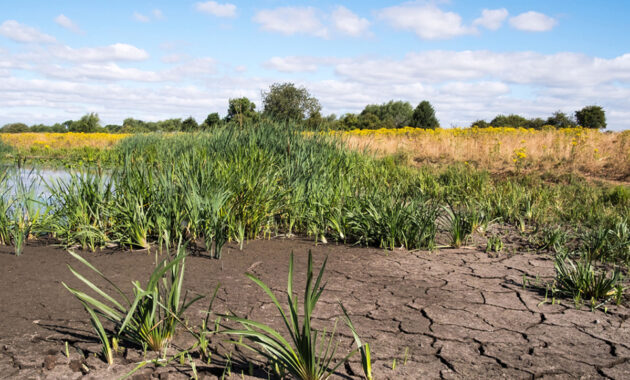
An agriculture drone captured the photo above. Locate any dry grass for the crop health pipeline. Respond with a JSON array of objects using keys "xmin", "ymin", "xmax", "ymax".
[
  {"xmin": 0, "ymin": 132, "xmax": 130, "ymax": 150},
  {"xmin": 338, "ymin": 127, "xmax": 630, "ymax": 182}
]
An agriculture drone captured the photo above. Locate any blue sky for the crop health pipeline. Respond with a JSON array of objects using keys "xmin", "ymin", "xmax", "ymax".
[{"xmin": 1, "ymin": 1, "xmax": 629, "ymax": 129}]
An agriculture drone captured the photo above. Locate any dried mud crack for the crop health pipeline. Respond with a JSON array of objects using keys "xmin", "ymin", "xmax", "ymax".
[{"xmin": 1, "ymin": 239, "xmax": 629, "ymax": 379}]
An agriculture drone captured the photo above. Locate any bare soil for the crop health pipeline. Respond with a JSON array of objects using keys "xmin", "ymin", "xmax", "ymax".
[{"xmin": 1, "ymin": 239, "xmax": 629, "ymax": 379}]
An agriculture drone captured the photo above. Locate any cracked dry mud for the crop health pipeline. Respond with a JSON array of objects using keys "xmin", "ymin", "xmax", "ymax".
[{"xmin": 1, "ymin": 239, "xmax": 629, "ymax": 379}]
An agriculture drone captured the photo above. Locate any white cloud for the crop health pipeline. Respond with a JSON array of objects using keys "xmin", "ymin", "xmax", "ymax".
[
  {"xmin": 378, "ymin": 4, "xmax": 475, "ymax": 40},
  {"xmin": 0, "ymin": 20, "xmax": 56, "ymax": 44},
  {"xmin": 264, "ymin": 56, "xmax": 320, "ymax": 73},
  {"xmin": 331, "ymin": 6, "xmax": 370, "ymax": 37},
  {"xmin": 509, "ymin": 11, "xmax": 556, "ymax": 32},
  {"xmin": 133, "ymin": 12, "xmax": 150, "ymax": 23},
  {"xmin": 41, "ymin": 63, "xmax": 162, "ymax": 82},
  {"xmin": 473, "ymin": 8, "xmax": 508, "ymax": 31},
  {"xmin": 54, "ymin": 14, "xmax": 82, "ymax": 34},
  {"xmin": 2, "ymin": 40, "xmax": 630, "ymax": 130},
  {"xmin": 162, "ymin": 54, "xmax": 184, "ymax": 64},
  {"xmin": 333, "ymin": 51, "xmax": 630, "ymax": 87},
  {"xmin": 53, "ymin": 43, "xmax": 150, "ymax": 62},
  {"xmin": 195, "ymin": 1, "xmax": 237, "ymax": 18},
  {"xmin": 263, "ymin": 56, "xmax": 347, "ymax": 73},
  {"xmin": 253, "ymin": 7, "xmax": 328, "ymax": 38},
  {"xmin": 134, "ymin": 9, "xmax": 164, "ymax": 22}
]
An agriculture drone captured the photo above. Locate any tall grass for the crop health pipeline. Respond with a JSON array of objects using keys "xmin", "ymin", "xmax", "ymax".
[
  {"xmin": 342, "ymin": 127, "xmax": 630, "ymax": 181},
  {"xmin": 53, "ymin": 123, "xmax": 439, "ymax": 252},
  {"xmin": 0, "ymin": 123, "xmax": 628, "ymax": 266}
]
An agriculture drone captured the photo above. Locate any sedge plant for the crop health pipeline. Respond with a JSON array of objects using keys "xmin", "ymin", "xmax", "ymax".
[
  {"xmin": 221, "ymin": 251, "xmax": 362, "ymax": 380},
  {"xmin": 63, "ymin": 241, "xmax": 203, "ymax": 364}
]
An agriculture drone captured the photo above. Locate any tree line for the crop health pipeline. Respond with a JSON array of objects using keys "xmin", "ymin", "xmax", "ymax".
[{"xmin": 0, "ymin": 82, "xmax": 607, "ymax": 133}]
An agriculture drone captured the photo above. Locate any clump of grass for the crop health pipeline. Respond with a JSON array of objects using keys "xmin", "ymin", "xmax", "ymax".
[
  {"xmin": 63, "ymin": 242, "xmax": 203, "ymax": 364},
  {"xmin": 47, "ymin": 171, "xmax": 112, "ymax": 251},
  {"xmin": 221, "ymin": 251, "xmax": 365, "ymax": 380},
  {"xmin": 438, "ymin": 203, "xmax": 474, "ymax": 248},
  {"xmin": 485, "ymin": 235, "xmax": 503, "ymax": 253},
  {"xmin": 552, "ymin": 252, "xmax": 624, "ymax": 309}
]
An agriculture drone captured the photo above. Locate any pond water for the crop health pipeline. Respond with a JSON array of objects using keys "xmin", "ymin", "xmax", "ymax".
[{"xmin": 2, "ymin": 167, "xmax": 76, "ymax": 200}]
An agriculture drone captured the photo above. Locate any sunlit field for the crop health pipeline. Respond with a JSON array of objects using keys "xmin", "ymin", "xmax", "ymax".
[
  {"xmin": 339, "ymin": 127, "xmax": 630, "ymax": 182},
  {"xmin": 0, "ymin": 132, "xmax": 130, "ymax": 150}
]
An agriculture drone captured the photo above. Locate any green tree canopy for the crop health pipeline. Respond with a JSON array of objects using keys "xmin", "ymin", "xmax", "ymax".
[
  {"xmin": 202, "ymin": 113, "xmax": 221, "ymax": 129},
  {"xmin": 69, "ymin": 113, "xmax": 100, "ymax": 132},
  {"xmin": 490, "ymin": 114, "xmax": 529, "ymax": 128},
  {"xmin": 470, "ymin": 119, "xmax": 490, "ymax": 128},
  {"xmin": 226, "ymin": 97, "xmax": 259, "ymax": 127},
  {"xmin": 181, "ymin": 116, "xmax": 199, "ymax": 132},
  {"xmin": 360, "ymin": 100, "xmax": 413, "ymax": 129},
  {"xmin": 0, "ymin": 123, "xmax": 29, "ymax": 133},
  {"xmin": 411, "ymin": 100, "xmax": 439, "ymax": 129},
  {"xmin": 261, "ymin": 82, "xmax": 321, "ymax": 123},
  {"xmin": 575, "ymin": 105, "xmax": 606, "ymax": 129},
  {"xmin": 546, "ymin": 111, "xmax": 576, "ymax": 128}
]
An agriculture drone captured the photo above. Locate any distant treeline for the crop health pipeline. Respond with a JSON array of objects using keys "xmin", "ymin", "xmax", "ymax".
[{"xmin": 0, "ymin": 82, "xmax": 608, "ymax": 133}]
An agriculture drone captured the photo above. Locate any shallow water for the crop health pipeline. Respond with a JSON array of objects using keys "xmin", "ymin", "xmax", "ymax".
[{"xmin": 2, "ymin": 167, "xmax": 76, "ymax": 200}]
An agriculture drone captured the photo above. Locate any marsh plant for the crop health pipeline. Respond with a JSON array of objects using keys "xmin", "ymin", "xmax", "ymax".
[
  {"xmin": 221, "ymin": 251, "xmax": 369, "ymax": 380},
  {"xmin": 485, "ymin": 235, "xmax": 504, "ymax": 253},
  {"xmin": 553, "ymin": 251, "xmax": 624, "ymax": 309},
  {"xmin": 3, "ymin": 167, "xmax": 46, "ymax": 255},
  {"xmin": 438, "ymin": 203, "xmax": 474, "ymax": 248},
  {"xmin": 47, "ymin": 171, "xmax": 112, "ymax": 251},
  {"xmin": 63, "ymin": 242, "xmax": 203, "ymax": 364}
]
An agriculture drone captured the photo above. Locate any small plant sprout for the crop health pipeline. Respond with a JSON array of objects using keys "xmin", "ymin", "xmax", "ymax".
[{"xmin": 485, "ymin": 235, "xmax": 503, "ymax": 253}]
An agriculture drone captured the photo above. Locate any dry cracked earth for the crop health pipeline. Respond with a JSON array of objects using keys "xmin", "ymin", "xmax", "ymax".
[{"xmin": 0, "ymin": 239, "xmax": 629, "ymax": 379}]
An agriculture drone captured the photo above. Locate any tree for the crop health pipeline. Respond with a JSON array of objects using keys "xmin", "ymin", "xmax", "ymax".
[
  {"xmin": 226, "ymin": 97, "xmax": 259, "ymax": 127},
  {"xmin": 69, "ymin": 113, "xmax": 100, "ymax": 132},
  {"xmin": 122, "ymin": 118, "xmax": 149, "ymax": 133},
  {"xmin": 262, "ymin": 82, "xmax": 321, "ymax": 123},
  {"xmin": 338, "ymin": 113, "xmax": 359, "ymax": 130},
  {"xmin": 202, "ymin": 113, "xmax": 221, "ymax": 129},
  {"xmin": 526, "ymin": 118, "xmax": 546, "ymax": 130},
  {"xmin": 181, "ymin": 116, "xmax": 199, "ymax": 132},
  {"xmin": 360, "ymin": 100, "xmax": 413, "ymax": 129},
  {"xmin": 470, "ymin": 119, "xmax": 489, "ymax": 128},
  {"xmin": 156, "ymin": 118, "xmax": 182, "ymax": 132},
  {"xmin": 490, "ymin": 114, "xmax": 529, "ymax": 128},
  {"xmin": 1, "ymin": 123, "xmax": 29, "ymax": 133},
  {"xmin": 546, "ymin": 111, "xmax": 576, "ymax": 128},
  {"xmin": 575, "ymin": 105, "xmax": 606, "ymax": 129},
  {"xmin": 411, "ymin": 101, "xmax": 439, "ymax": 129}
]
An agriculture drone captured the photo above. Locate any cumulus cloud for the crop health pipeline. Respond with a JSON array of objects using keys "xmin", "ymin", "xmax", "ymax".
[
  {"xmin": 2, "ymin": 36, "xmax": 630, "ymax": 129},
  {"xmin": 41, "ymin": 63, "xmax": 162, "ymax": 82},
  {"xmin": 264, "ymin": 56, "xmax": 320, "ymax": 73},
  {"xmin": 473, "ymin": 8, "xmax": 508, "ymax": 30},
  {"xmin": 253, "ymin": 7, "xmax": 328, "ymax": 38},
  {"xmin": 378, "ymin": 4, "xmax": 475, "ymax": 40},
  {"xmin": 262, "ymin": 56, "xmax": 348, "ymax": 73},
  {"xmin": 0, "ymin": 20, "xmax": 57, "ymax": 44},
  {"xmin": 195, "ymin": 1, "xmax": 236, "ymax": 18},
  {"xmin": 52, "ymin": 43, "xmax": 150, "ymax": 62},
  {"xmin": 331, "ymin": 6, "xmax": 370, "ymax": 37},
  {"xmin": 333, "ymin": 51, "xmax": 630, "ymax": 87},
  {"xmin": 54, "ymin": 14, "xmax": 82, "ymax": 34},
  {"xmin": 509, "ymin": 11, "xmax": 557, "ymax": 32}
]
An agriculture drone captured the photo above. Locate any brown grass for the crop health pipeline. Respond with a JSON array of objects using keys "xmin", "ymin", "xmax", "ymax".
[{"xmin": 339, "ymin": 127, "xmax": 630, "ymax": 182}]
